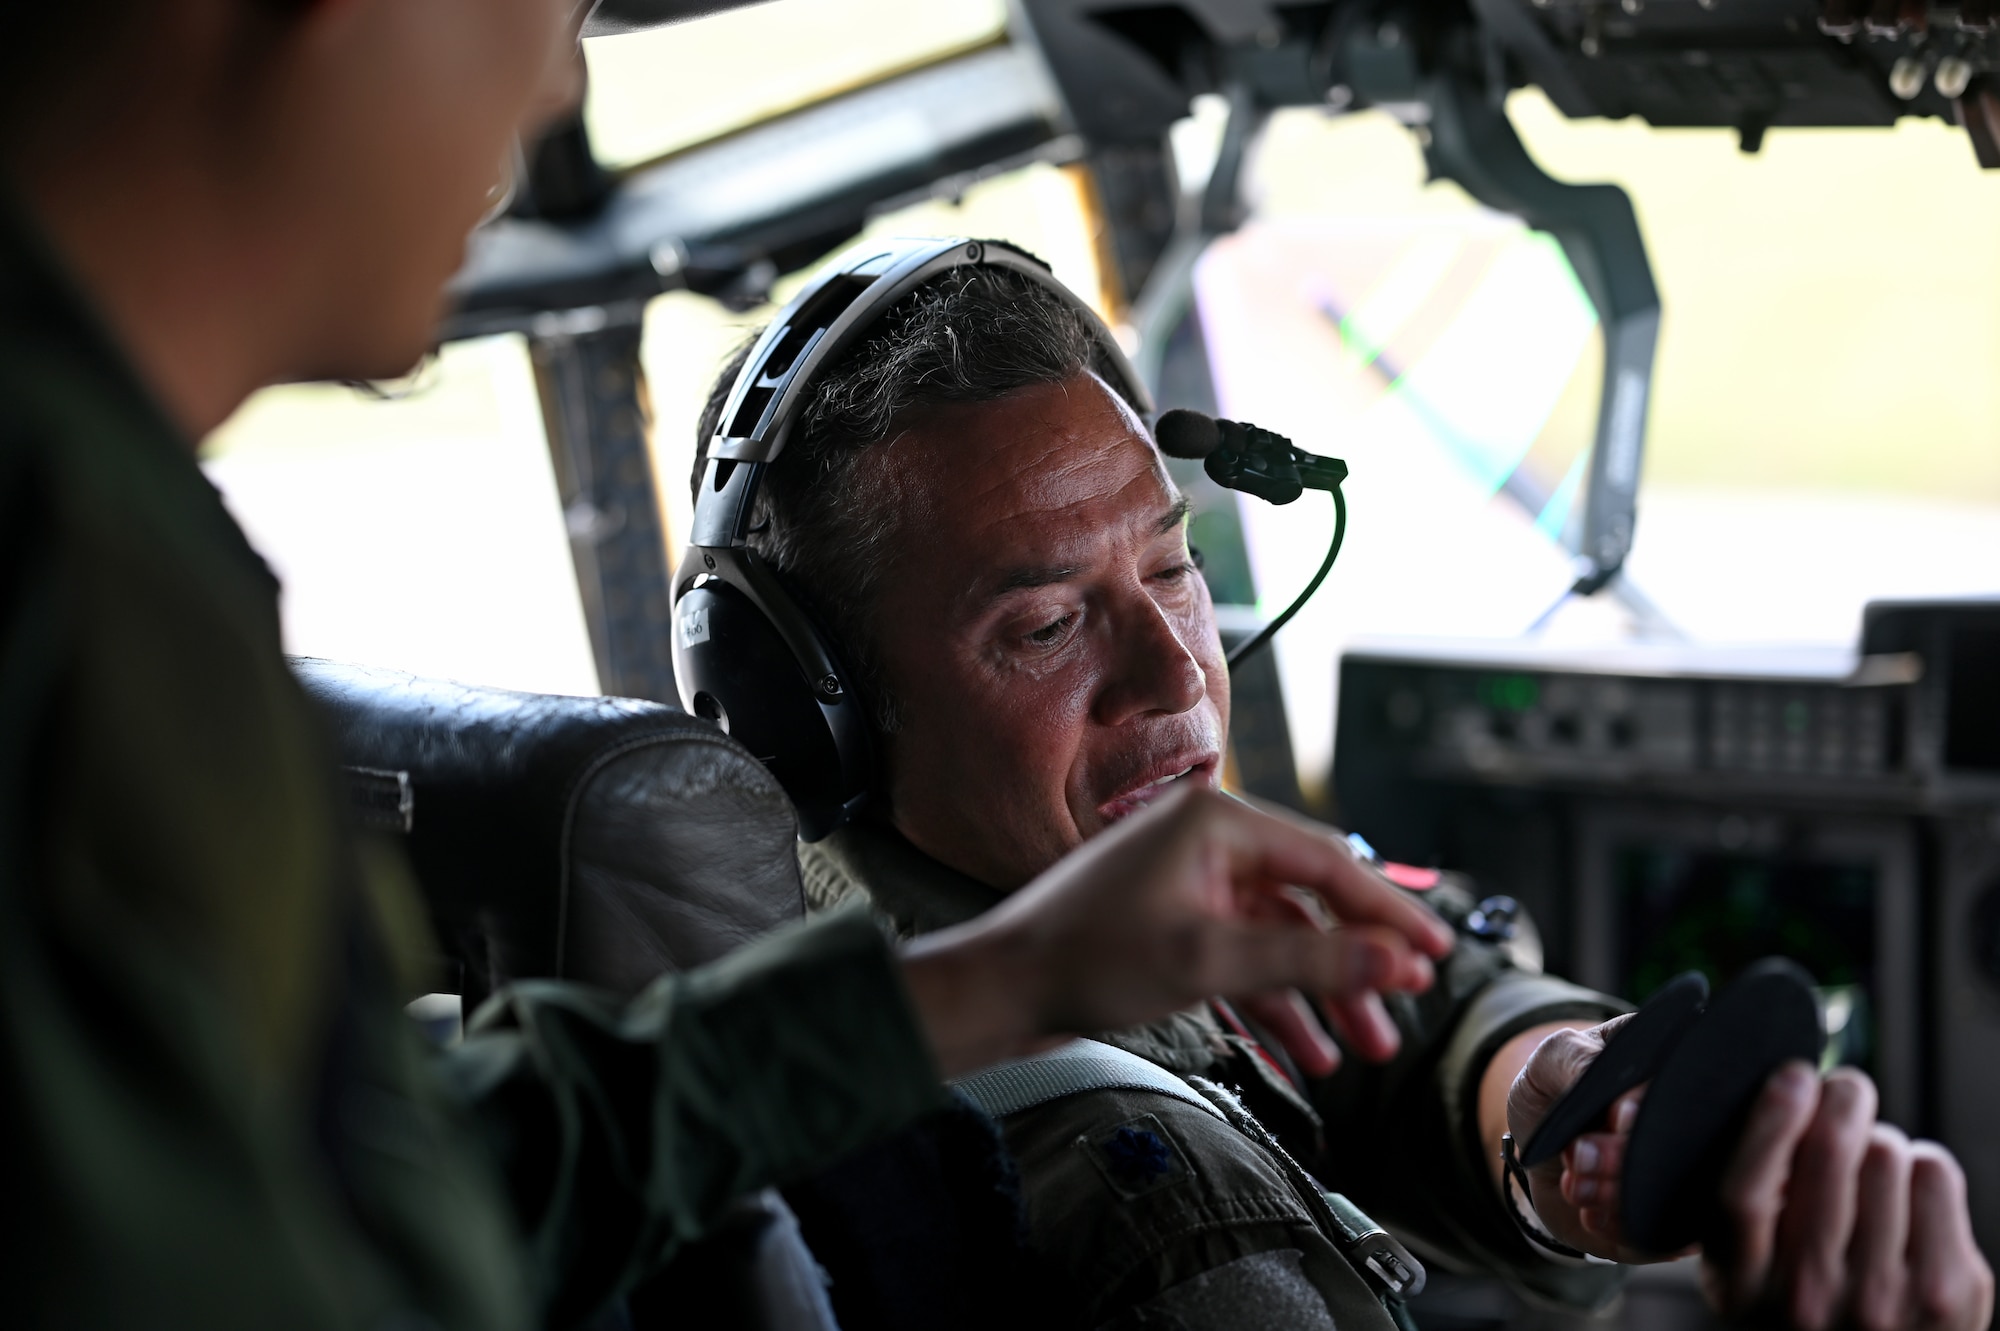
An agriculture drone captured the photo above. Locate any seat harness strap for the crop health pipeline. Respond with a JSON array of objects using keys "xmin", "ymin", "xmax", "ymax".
[
  {"xmin": 950, "ymin": 1036, "xmax": 1430, "ymax": 1304},
  {"xmin": 949, "ymin": 1038, "xmax": 1226, "ymax": 1122}
]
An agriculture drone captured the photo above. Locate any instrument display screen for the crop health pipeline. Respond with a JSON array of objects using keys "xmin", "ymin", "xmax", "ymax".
[{"xmin": 1615, "ymin": 845, "xmax": 1877, "ymax": 1072}]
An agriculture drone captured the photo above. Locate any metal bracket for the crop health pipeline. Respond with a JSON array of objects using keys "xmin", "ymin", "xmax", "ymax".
[
  {"xmin": 1127, "ymin": 81, "xmax": 1267, "ymax": 395},
  {"xmin": 528, "ymin": 312, "xmax": 680, "ymax": 704},
  {"xmin": 1419, "ymin": 68, "xmax": 1661, "ymax": 596}
]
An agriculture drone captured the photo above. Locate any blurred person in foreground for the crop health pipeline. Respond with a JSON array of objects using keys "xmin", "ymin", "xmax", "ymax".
[{"xmin": 0, "ymin": 1, "xmax": 1463, "ymax": 1326}]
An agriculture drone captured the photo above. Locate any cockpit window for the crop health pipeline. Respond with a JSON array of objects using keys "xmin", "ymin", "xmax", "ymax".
[
  {"xmin": 201, "ymin": 43, "xmax": 2000, "ymax": 805},
  {"xmin": 200, "ymin": 338, "xmax": 602, "ymax": 697},
  {"xmin": 1496, "ymin": 91, "xmax": 2000, "ymax": 648},
  {"xmin": 582, "ymin": 0, "xmax": 1008, "ymax": 171},
  {"xmin": 1168, "ymin": 96, "xmax": 2000, "ymax": 791}
]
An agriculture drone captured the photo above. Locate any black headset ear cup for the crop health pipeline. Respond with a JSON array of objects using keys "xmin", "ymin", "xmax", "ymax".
[{"xmin": 673, "ymin": 563, "xmax": 872, "ymax": 841}]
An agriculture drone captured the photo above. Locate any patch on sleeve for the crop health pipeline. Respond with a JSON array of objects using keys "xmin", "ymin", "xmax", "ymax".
[{"xmin": 1077, "ymin": 1112, "xmax": 1193, "ymax": 1200}]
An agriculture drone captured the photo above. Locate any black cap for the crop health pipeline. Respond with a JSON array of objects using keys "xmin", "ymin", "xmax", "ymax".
[{"xmin": 583, "ymin": 0, "xmax": 775, "ymax": 38}]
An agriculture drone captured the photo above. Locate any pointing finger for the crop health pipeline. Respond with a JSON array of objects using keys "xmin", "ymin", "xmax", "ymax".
[
  {"xmin": 1204, "ymin": 917, "xmax": 1426, "ymax": 1012},
  {"xmin": 1206, "ymin": 799, "xmax": 1455, "ymax": 957}
]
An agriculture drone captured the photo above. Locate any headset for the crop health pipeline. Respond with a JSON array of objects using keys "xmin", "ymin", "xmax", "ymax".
[{"xmin": 672, "ymin": 237, "xmax": 1154, "ymax": 841}]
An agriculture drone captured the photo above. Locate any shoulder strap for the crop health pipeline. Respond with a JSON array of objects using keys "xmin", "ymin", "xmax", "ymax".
[
  {"xmin": 950, "ymin": 1037, "xmax": 1226, "ymax": 1122},
  {"xmin": 955, "ymin": 1038, "xmax": 1429, "ymax": 1309}
]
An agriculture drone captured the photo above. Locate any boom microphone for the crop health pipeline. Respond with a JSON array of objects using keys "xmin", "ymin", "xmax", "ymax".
[
  {"xmin": 1152, "ymin": 409, "xmax": 1347, "ymax": 506},
  {"xmin": 1155, "ymin": 408, "xmax": 1225, "ymax": 460},
  {"xmin": 1149, "ymin": 408, "xmax": 1350, "ymax": 671}
]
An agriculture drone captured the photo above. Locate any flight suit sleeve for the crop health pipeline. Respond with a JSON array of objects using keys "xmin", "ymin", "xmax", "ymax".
[
  {"xmin": 1310, "ymin": 881, "xmax": 1630, "ymax": 1308},
  {"xmin": 0, "ymin": 224, "xmax": 941, "ymax": 1331},
  {"xmin": 438, "ymin": 907, "xmax": 948, "ymax": 1325}
]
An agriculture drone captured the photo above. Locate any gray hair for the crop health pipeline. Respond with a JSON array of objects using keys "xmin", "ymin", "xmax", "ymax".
[{"xmin": 693, "ymin": 257, "xmax": 1139, "ymax": 733}]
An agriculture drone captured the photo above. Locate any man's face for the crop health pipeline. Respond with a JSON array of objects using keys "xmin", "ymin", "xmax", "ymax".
[
  {"xmin": 866, "ymin": 373, "xmax": 1231, "ymax": 891},
  {"xmin": 278, "ymin": 0, "xmax": 588, "ymax": 379}
]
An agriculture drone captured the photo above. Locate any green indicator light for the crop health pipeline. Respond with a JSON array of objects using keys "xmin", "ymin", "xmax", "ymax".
[
  {"xmin": 1480, "ymin": 674, "xmax": 1540, "ymax": 713},
  {"xmin": 1784, "ymin": 699, "xmax": 1810, "ymax": 736}
]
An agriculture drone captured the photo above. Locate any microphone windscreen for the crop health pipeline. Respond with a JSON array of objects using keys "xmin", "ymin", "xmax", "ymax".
[{"xmin": 1155, "ymin": 408, "xmax": 1223, "ymax": 460}]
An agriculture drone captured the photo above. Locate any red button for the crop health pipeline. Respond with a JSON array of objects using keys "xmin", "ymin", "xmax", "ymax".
[{"xmin": 1382, "ymin": 862, "xmax": 1441, "ymax": 890}]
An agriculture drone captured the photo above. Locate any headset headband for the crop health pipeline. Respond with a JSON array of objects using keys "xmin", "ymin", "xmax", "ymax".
[
  {"xmin": 673, "ymin": 236, "xmax": 1151, "ymax": 840},
  {"xmin": 688, "ymin": 236, "xmax": 1152, "ymax": 548}
]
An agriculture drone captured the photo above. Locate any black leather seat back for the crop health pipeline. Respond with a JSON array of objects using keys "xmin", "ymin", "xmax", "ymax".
[{"xmin": 293, "ymin": 658, "xmax": 805, "ymax": 1006}]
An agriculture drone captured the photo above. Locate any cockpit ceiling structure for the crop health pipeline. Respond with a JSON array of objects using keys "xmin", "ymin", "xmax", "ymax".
[
  {"xmin": 1024, "ymin": 0, "xmax": 1996, "ymax": 150},
  {"xmin": 464, "ymin": 0, "xmax": 1997, "ymax": 337},
  {"xmin": 445, "ymin": 0, "xmax": 1994, "ymax": 707}
]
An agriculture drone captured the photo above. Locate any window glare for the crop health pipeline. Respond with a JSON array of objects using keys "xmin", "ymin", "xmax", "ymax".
[
  {"xmin": 201, "ymin": 339, "xmax": 600, "ymax": 697},
  {"xmin": 583, "ymin": 0, "xmax": 1009, "ymax": 170},
  {"xmin": 1507, "ymin": 90, "xmax": 2000, "ymax": 502},
  {"xmin": 1220, "ymin": 100, "xmax": 2000, "ymax": 788},
  {"xmin": 1248, "ymin": 97, "xmax": 2000, "ymax": 503}
]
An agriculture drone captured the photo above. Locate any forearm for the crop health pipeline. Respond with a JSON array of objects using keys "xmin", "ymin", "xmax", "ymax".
[{"xmin": 1314, "ymin": 949, "xmax": 1626, "ymax": 1310}]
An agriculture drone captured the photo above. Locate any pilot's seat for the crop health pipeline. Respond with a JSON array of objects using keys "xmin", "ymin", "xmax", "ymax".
[
  {"xmin": 294, "ymin": 657, "xmax": 831, "ymax": 1329},
  {"xmin": 292, "ymin": 658, "xmax": 1053, "ymax": 1331},
  {"xmin": 294, "ymin": 656, "xmax": 807, "ymax": 1008}
]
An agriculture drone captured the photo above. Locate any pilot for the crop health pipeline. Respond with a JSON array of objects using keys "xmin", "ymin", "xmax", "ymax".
[
  {"xmin": 0, "ymin": 2, "xmax": 1461, "ymax": 1326},
  {"xmin": 692, "ymin": 254, "xmax": 1995, "ymax": 1331}
]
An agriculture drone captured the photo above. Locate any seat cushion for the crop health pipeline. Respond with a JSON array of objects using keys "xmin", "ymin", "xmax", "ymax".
[{"xmin": 293, "ymin": 658, "xmax": 805, "ymax": 1004}]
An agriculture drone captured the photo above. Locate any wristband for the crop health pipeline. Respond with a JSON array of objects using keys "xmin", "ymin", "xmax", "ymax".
[{"xmin": 1500, "ymin": 1133, "xmax": 1615, "ymax": 1267}]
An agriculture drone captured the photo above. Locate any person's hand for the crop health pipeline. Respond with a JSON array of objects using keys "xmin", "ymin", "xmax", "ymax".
[
  {"xmin": 1509, "ymin": 1030, "xmax": 1995, "ymax": 1331},
  {"xmin": 899, "ymin": 786, "xmax": 1455, "ymax": 1079},
  {"xmin": 1698, "ymin": 1065, "xmax": 1993, "ymax": 1331},
  {"xmin": 1502, "ymin": 1015, "xmax": 1664, "ymax": 1262}
]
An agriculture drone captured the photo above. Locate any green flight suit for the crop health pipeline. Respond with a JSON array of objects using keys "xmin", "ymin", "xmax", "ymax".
[
  {"xmin": 0, "ymin": 190, "xmax": 944, "ymax": 1329},
  {"xmin": 801, "ymin": 820, "xmax": 1631, "ymax": 1327}
]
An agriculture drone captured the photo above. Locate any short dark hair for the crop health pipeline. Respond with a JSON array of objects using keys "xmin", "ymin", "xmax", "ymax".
[
  {"xmin": 693, "ymin": 257, "xmax": 1138, "ymax": 732},
  {"xmin": 0, "ymin": 5, "xmax": 130, "ymax": 138},
  {"xmin": 0, "ymin": 1, "xmax": 306, "ymax": 148}
]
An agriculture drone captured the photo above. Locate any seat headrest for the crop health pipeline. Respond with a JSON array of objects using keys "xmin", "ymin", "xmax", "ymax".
[{"xmin": 293, "ymin": 658, "xmax": 805, "ymax": 1006}]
